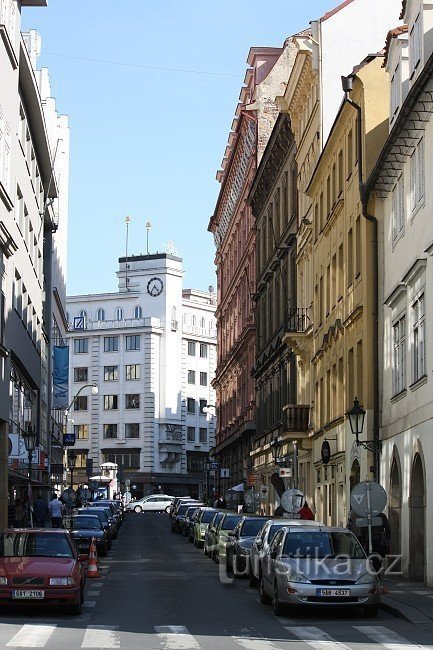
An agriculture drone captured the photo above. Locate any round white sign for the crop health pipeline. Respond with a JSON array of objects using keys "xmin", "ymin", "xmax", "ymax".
[{"xmin": 281, "ymin": 488, "xmax": 304, "ymax": 514}]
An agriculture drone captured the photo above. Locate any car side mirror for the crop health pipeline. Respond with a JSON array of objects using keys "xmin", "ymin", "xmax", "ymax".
[
  {"xmin": 270, "ymin": 550, "xmax": 277, "ymax": 560},
  {"xmin": 78, "ymin": 554, "xmax": 88, "ymax": 563}
]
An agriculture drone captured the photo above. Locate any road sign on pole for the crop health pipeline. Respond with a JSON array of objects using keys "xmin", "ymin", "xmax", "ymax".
[
  {"xmin": 350, "ymin": 480, "xmax": 387, "ymax": 553},
  {"xmin": 281, "ymin": 488, "xmax": 304, "ymax": 517}
]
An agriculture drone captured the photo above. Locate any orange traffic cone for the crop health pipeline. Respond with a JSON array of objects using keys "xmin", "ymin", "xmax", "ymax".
[{"xmin": 86, "ymin": 537, "xmax": 100, "ymax": 578}]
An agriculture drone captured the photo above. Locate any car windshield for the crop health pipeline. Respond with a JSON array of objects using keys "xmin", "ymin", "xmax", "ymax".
[
  {"xmin": 212, "ymin": 513, "xmax": 223, "ymax": 527},
  {"xmin": 72, "ymin": 517, "xmax": 102, "ymax": 530},
  {"xmin": 282, "ymin": 531, "xmax": 366, "ymax": 559},
  {"xmin": 268, "ymin": 524, "xmax": 287, "ymax": 542},
  {"xmin": 202, "ymin": 511, "xmax": 216, "ymax": 524},
  {"xmin": 240, "ymin": 519, "xmax": 265, "ymax": 537},
  {"xmin": 222, "ymin": 515, "xmax": 242, "ymax": 531},
  {"xmin": 185, "ymin": 508, "xmax": 196, "ymax": 516},
  {"xmin": 177, "ymin": 505, "xmax": 189, "ymax": 516},
  {"xmin": 0, "ymin": 532, "xmax": 74, "ymax": 558}
]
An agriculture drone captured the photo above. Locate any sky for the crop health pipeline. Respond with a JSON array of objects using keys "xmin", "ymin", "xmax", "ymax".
[{"xmin": 21, "ymin": 0, "xmax": 334, "ymax": 297}]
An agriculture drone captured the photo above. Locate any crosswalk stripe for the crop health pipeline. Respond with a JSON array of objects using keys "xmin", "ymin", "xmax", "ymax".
[
  {"xmin": 354, "ymin": 625, "xmax": 425, "ymax": 649},
  {"xmin": 155, "ymin": 626, "xmax": 200, "ymax": 649},
  {"xmin": 81, "ymin": 625, "xmax": 120, "ymax": 648},
  {"xmin": 234, "ymin": 638, "xmax": 281, "ymax": 650},
  {"xmin": 6, "ymin": 624, "xmax": 57, "ymax": 648},
  {"xmin": 285, "ymin": 627, "xmax": 352, "ymax": 650}
]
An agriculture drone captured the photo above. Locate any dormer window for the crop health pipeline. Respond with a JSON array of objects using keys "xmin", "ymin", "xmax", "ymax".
[
  {"xmin": 96, "ymin": 308, "xmax": 105, "ymax": 321},
  {"xmin": 115, "ymin": 307, "xmax": 123, "ymax": 321},
  {"xmin": 134, "ymin": 305, "xmax": 142, "ymax": 319},
  {"xmin": 409, "ymin": 12, "xmax": 422, "ymax": 77},
  {"xmin": 391, "ymin": 63, "xmax": 401, "ymax": 118}
]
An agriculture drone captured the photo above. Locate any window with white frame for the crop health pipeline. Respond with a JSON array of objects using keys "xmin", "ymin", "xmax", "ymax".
[
  {"xmin": 0, "ymin": 103, "xmax": 11, "ymax": 191},
  {"xmin": 410, "ymin": 137, "xmax": 424, "ymax": 212},
  {"xmin": 392, "ymin": 174, "xmax": 405, "ymax": 241},
  {"xmin": 187, "ymin": 370, "xmax": 195, "ymax": 384},
  {"xmin": 390, "ymin": 63, "xmax": 401, "ymax": 117},
  {"xmin": 96, "ymin": 308, "xmax": 105, "ymax": 321},
  {"xmin": 134, "ymin": 305, "xmax": 142, "ymax": 319},
  {"xmin": 115, "ymin": 307, "xmax": 123, "ymax": 320},
  {"xmin": 392, "ymin": 315, "xmax": 406, "ymax": 396},
  {"xmin": 125, "ymin": 334, "xmax": 140, "ymax": 351},
  {"xmin": 412, "ymin": 292, "xmax": 425, "ymax": 382},
  {"xmin": 187, "ymin": 426, "xmax": 195, "ymax": 442},
  {"xmin": 409, "ymin": 12, "xmax": 422, "ymax": 77}
]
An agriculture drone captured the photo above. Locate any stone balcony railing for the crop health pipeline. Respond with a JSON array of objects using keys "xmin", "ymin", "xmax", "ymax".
[
  {"xmin": 284, "ymin": 404, "xmax": 310, "ymax": 433},
  {"xmin": 283, "ymin": 308, "xmax": 313, "ymax": 361}
]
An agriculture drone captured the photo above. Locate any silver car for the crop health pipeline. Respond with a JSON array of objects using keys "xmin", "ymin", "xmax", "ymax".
[
  {"xmin": 259, "ymin": 525, "xmax": 380, "ymax": 617},
  {"xmin": 249, "ymin": 518, "xmax": 322, "ymax": 587}
]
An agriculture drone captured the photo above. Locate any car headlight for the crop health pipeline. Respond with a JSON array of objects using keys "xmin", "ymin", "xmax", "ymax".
[
  {"xmin": 0, "ymin": 576, "xmax": 7, "ymax": 585},
  {"xmin": 356, "ymin": 573, "xmax": 376, "ymax": 584},
  {"xmin": 49, "ymin": 577, "xmax": 75, "ymax": 586},
  {"xmin": 286, "ymin": 571, "xmax": 311, "ymax": 584},
  {"xmin": 238, "ymin": 546, "xmax": 251, "ymax": 556}
]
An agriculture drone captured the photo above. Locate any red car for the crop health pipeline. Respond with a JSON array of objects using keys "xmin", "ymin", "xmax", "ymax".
[{"xmin": 0, "ymin": 528, "xmax": 87, "ymax": 615}]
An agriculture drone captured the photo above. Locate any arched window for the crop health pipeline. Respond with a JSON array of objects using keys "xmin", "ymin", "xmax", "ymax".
[
  {"xmin": 209, "ymin": 320, "xmax": 214, "ymax": 331},
  {"xmin": 134, "ymin": 305, "xmax": 142, "ymax": 319},
  {"xmin": 183, "ymin": 314, "xmax": 187, "ymax": 324},
  {"xmin": 191, "ymin": 315, "xmax": 196, "ymax": 326},
  {"xmin": 200, "ymin": 317, "xmax": 205, "ymax": 329},
  {"xmin": 96, "ymin": 308, "xmax": 105, "ymax": 321},
  {"xmin": 115, "ymin": 307, "xmax": 123, "ymax": 321},
  {"xmin": 171, "ymin": 306, "xmax": 176, "ymax": 321},
  {"xmin": 79, "ymin": 310, "xmax": 87, "ymax": 318}
]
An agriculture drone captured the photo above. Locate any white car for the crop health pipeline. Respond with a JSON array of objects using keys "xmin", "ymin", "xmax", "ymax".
[{"xmin": 127, "ymin": 495, "xmax": 174, "ymax": 513}]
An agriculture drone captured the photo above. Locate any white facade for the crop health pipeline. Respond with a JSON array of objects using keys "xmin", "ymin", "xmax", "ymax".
[
  {"xmin": 373, "ymin": 0, "xmax": 433, "ymax": 586},
  {"xmin": 66, "ymin": 254, "xmax": 216, "ymax": 497}
]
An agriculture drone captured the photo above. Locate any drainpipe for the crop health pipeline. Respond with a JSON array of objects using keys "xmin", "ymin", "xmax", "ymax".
[{"xmin": 341, "ymin": 76, "xmax": 380, "ymax": 482}]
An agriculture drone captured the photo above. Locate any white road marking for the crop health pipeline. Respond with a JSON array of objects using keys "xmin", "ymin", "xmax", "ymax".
[
  {"xmin": 91, "ymin": 582, "xmax": 103, "ymax": 587},
  {"xmin": 81, "ymin": 625, "xmax": 120, "ymax": 648},
  {"xmin": 285, "ymin": 627, "xmax": 352, "ymax": 650},
  {"xmin": 354, "ymin": 625, "xmax": 426, "ymax": 649},
  {"xmin": 87, "ymin": 590, "xmax": 100, "ymax": 596},
  {"xmin": 155, "ymin": 626, "xmax": 200, "ymax": 649},
  {"xmin": 6, "ymin": 624, "xmax": 57, "ymax": 647},
  {"xmin": 234, "ymin": 638, "xmax": 281, "ymax": 650},
  {"xmin": 82, "ymin": 600, "xmax": 96, "ymax": 607}
]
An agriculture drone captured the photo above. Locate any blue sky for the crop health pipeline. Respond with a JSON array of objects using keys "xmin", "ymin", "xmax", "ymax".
[{"xmin": 22, "ymin": 0, "xmax": 333, "ymax": 296}]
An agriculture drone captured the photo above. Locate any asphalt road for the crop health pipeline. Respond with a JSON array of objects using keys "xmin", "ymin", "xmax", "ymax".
[{"xmin": 0, "ymin": 513, "xmax": 432, "ymax": 648}]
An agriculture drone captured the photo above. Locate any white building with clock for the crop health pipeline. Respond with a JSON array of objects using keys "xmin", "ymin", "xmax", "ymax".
[{"xmin": 65, "ymin": 253, "xmax": 217, "ymax": 498}]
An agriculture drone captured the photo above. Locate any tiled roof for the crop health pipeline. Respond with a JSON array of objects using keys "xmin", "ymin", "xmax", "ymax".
[
  {"xmin": 322, "ymin": 0, "xmax": 355, "ymax": 21},
  {"xmin": 383, "ymin": 24, "xmax": 408, "ymax": 66},
  {"xmin": 400, "ymin": 0, "xmax": 407, "ymax": 20}
]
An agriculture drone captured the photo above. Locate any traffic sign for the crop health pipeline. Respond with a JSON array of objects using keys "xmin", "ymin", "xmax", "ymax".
[
  {"xmin": 62, "ymin": 488, "xmax": 76, "ymax": 506},
  {"xmin": 279, "ymin": 467, "xmax": 293, "ymax": 478},
  {"xmin": 220, "ymin": 468, "xmax": 230, "ymax": 478},
  {"xmin": 281, "ymin": 488, "xmax": 304, "ymax": 515},
  {"xmin": 356, "ymin": 516, "xmax": 383, "ymax": 528},
  {"xmin": 125, "ymin": 478, "xmax": 131, "ymax": 487},
  {"xmin": 350, "ymin": 481, "xmax": 387, "ymax": 518},
  {"xmin": 209, "ymin": 462, "xmax": 219, "ymax": 471}
]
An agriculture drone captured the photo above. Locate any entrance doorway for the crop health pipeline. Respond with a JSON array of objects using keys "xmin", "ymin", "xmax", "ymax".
[
  {"xmin": 410, "ymin": 453, "xmax": 425, "ymax": 582},
  {"xmin": 350, "ymin": 459, "xmax": 360, "ymax": 492},
  {"xmin": 389, "ymin": 455, "xmax": 402, "ymax": 565}
]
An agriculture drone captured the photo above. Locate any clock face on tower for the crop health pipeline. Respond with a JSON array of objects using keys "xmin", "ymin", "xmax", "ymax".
[{"xmin": 147, "ymin": 277, "xmax": 164, "ymax": 297}]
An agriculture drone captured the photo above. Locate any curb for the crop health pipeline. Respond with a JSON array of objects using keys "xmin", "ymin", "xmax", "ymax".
[{"xmin": 380, "ymin": 597, "xmax": 433, "ymax": 625}]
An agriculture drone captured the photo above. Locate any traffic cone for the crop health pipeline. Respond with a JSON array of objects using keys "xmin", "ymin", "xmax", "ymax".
[{"xmin": 86, "ymin": 537, "xmax": 100, "ymax": 578}]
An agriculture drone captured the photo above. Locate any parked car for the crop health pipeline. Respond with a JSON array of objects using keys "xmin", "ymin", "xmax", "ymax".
[
  {"xmin": 0, "ymin": 528, "xmax": 87, "ymax": 615},
  {"xmin": 212, "ymin": 513, "xmax": 243, "ymax": 564},
  {"xmin": 226, "ymin": 516, "xmax": 268, "ymax": 577},
  {"xmin": 204, "ymin": 511, "xmax": 224, "ymax": 557},
  {"xmin": 167, "ymin": 496, "xmax": 194, "ymax": 518},
  {"xmin": 70, "ymin": 514, "xmax": 109, "ymax": 557},
  {"xmin": 249, "ymin": 518, "xmax": 322, "ymax": 587},
  {"xmin": 126, "ymin": 495, "xmax": 174, "ymax": 513},
  {"xmin": 89, "ymin": 501, "xmax": 121, "ymax": 530},
  {"xmin": 171, "ymin": 503, "xmax": 202, "ymax": 533},
  {"xmin": 181, "ymin": 506, "xmax": 200, "ymax": 537},
  {"xmin": 259, "ymin": 525, "xmax": 380, "ymax": 617},
  {"xmin": 192, "ymin": 508, "xmax": 218, "ymax": 547},
  {"xmin": 90, "ymin": 500, "xmax": 123, "ymax": 525},
  {"xmin": 75, "ymin": 507, "xmax": 115, "ymax": 548}
]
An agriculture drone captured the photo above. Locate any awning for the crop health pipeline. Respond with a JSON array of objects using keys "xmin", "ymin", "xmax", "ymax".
[{"xmin": 229, "ymin": 483, "xmax": 244, "ymax": 492}]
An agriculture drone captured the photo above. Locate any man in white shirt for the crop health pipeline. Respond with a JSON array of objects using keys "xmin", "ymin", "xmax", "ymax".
[{"xmin": 48, "ymin": 494, "xmax": 65, "ymax": 528}]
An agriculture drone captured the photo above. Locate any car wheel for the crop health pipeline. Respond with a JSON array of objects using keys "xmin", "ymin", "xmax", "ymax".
[
  {"xmin": 134, "ymin": 506, "xmax": 142, "ymax": 513},
  {"xmin": 364, "ymin": 605, "xmax": 379, "ymax": 618},
  {"xmin": 259, "ymin": 575, "xmax": 271, "ymax": 604},
  {"xmin": 249, "ymin": 571, "xmax": 258, "ymax": 587},
  {"xmin": 273, "ymin": 581, "xmax": 284, "ymax": 616}
]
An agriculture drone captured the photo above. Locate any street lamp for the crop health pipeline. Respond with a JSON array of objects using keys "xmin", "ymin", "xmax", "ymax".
[
  {"xmin": 22, "ymin": 424, "xmax": 36, "ymax": 527},
  {"xmin": 68, "ymin": 451, "xmax": 77, "ymax": 490},
  {"xmin": 65, "ymin": 383, "xmax": 98, "ymax": 417},
  {"xmin": 270, "ymin": 438, "xmax": 285, "ymax": 465},
  {"xmin": 346, "ymin": 397, "xmax": 382, "ymax": 453}
]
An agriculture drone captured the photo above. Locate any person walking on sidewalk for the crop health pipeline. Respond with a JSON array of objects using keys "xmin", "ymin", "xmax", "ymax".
[
  {"xmin": 48, "ymin": 494, "xmax": 65, "ymax": 528},
  {"xmin": 298, "ymin": 500, "xmax": 315, "ymax": 520}
]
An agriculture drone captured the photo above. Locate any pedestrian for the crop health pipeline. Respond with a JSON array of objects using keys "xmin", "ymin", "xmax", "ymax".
[
  {"xmin": 48, "ymin": 493, "xmax": 65, "ymax": 528},
  {"xmin": 360, "ymin": 511, "xmax": 391, "ymax": 574},
  {"xmin": 298, "ymin": 500, "xmax": 315, "ymax": 520},
  {"xmin": 219, "ymin": 495, "xmax": 227, "ymax": 509},
  {"xmin": 34, "ymin": 494, "xmax": 49, "ymax": 527},
  {"xmin": 14, "ymin": 499, "xmax": 24, "ymax": 527}
]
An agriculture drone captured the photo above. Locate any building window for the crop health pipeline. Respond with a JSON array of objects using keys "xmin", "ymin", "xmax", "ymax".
[
  {"xmin": 74, "ymin": 338, "xmax": 88, "ymax": 354},
  {"xmin": 102, "ymin": 450, "xmax": 140, "ymax": 469},
  {"xmin": 125, "ymin": 394, "xmax": 140, "ymax": 409},
  {"xmin": 392, "ymin": 315, "xmax": 406, "ymax": 396},
  {"xmin": 74, "ymin": 424, "xmax": 88, "ymax": 440},
  {"xmin": 410, "ymin": 137, "xmax": 424, "ymax": 213},
  {"xmin": 125, "ymin": 364, "xmax": 140, "ymax": 380},
  {"xmin": 392, "ymin": 174, "xmax": 405, "ymax": 242},
  {"xmin": 199, "ymin": 343, "xmax": 208, "ymax": 358},
  {"xmin": 410, "ymin": 12, "xmax": 422, "ymax": 77},
  {"xmin": 96, "ymin": 308, "xmax": 105, "ymax": 321},
  {"xmin": 355, "ymin": 217, "xmax": 361, "ymax": 277},
  {"xmin": 187, "ymin": 454, "xmax": 205, "ymax": 471},
  {"xmin": 74, "ymin": 396, "xmax": 88, "ymax": 411},
  {"xmin": 187, "ymin": 341, "xmax": 196, "ymax": 356},
  {"xmin": 74, "ymin": 452, "xmax": 88, "ymax": 469},
  {"xmin": 187, "ymin": 426, "xmax": 195, "ymax": 442},
  {"xmin": 103, "ymin": 424, "xmax": 118, "ymax": 439},
  {"xmin": 347, "ymin": 228, "xmax": 353, "ymax": 286},
  {"xmin": 188, "ymin": 370, "xmax": 195, "ymax": 384},
  {"xmin": 74, "ymin": 367, "xmax": 88, "ymax": 383},
  {"xmin": 412, "ymin": 293, "xmax": 425, "ymax": 382},
  {"xmin": 134, "ymin": 305, "xmax": 142, "ymax": 319},
  {"xmin": 125, "ymin": 335, "xmax": 140, "ymax": 351},
  {"xmin": 199, "ymin": 399, "xmax": 207, "ymax": 415},
  {"xmin": 125, "ymin": 423, "xmax": 139, "ymax": 438},
  {"xmin": 104, "ymin": 365, "xmax": 118, "ymax": 381},
  {"xmin": 200, "ymin": 372, "xmax": 207, "ymax": 386},
  {"xmin": 187, "ymin": 398, "xmax": 195, "ymax": 414},
  {"xmin": 104, "ymin": 336, "xmax": 119, "ymax": 352},
  {"xmin": 391, "ymin": 64, "xmax": 401, "ymax": 117},
  {"xmin": 104, "ymin": 395, "xmax": 118, "ymax": 410},
  {"xmin": 115, "ymin": 307, "xmax": 123, "ymax": 320},
  {"xmin": 199, "ymin": 428, "xmax": 207, "ymax": 443},
  {"xmin": 79, "ymin": 310, "xmax": 87, "ymax": 319}
]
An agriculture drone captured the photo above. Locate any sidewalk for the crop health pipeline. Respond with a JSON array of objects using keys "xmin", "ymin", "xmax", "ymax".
[{"xmin": 381, "ymin": 576, "xmax": 433, "ymax": 627}]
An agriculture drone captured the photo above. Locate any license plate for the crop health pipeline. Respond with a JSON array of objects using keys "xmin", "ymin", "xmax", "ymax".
[
  {"xmin": 12, "ymin": 590, "xmax": 45, "ymax": 599},
  {"xmin": 316, "ymin": 588, "xmax": 351, "ymax": 597}
]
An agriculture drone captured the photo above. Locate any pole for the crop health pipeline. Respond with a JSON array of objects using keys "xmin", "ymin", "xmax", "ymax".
[
  {"xmin": 293, "ymin": 441, "xmax": 299, "ymax": 489},
  {"xmin": 70, "ymin": 467, "xmax": 74, "ymax": 490},
  {"xmin": 366, "ymin": 479, "xmax": 373, "ymax": 554},
  {"xmin": 28, "ymin": 450, "xmax": 33, "ymax": 528}
]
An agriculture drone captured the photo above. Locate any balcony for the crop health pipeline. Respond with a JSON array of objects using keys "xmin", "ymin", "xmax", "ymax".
[
  {"xmin": 282, "ymin": 405, "xmax": 311, "ymax": 443},
  {"xmin": 283, "ymin": 308, "xmax": 313, "ymax": 360}
]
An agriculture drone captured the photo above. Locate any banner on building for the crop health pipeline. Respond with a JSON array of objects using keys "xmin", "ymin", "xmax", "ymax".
[{"xmin": 53, "ymin": 345, "xmax": 69, "ymax": 409}]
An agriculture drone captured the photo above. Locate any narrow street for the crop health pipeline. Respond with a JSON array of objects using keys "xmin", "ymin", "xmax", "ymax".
[{"xmin": 0, "ymin": 514, "xmax": 431, "ymax": 648}]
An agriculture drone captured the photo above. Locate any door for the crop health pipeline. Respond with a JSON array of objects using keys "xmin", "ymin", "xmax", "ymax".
[
  {"xmin": 410, "ymin": 453, "xmax": 425, "ymax": 582},
  {"xmin": 389, "ymin": 457, "xmax": 402, "ymax": 558}
]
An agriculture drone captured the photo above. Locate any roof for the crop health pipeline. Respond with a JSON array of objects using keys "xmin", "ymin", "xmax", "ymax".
[
  {"xmin": 321, "ymin": 0, "xmax": 355, "ymax": 21},
  {"xmin": 383, "ymin": 24, "xmax": 408, "ymax": 67},
  {"xmin": 3, "ymin": 528, "xmax": 68, "ymax": 534},
  {"xmin": 400, "ymin": 0, "xmax": 407, "ymax": 19}
]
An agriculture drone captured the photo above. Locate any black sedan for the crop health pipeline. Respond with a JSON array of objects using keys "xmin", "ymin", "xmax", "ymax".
[
  {"xmin": 70, "ymin": 514, "xmax": 109, "ymax": 557},
  {"xmin": 226, "ymin": 516, "xmax": 268, "ymax": 577},
  {"xmin": 75, "ymin": 508, "xmax": 114, "ymax": 548}
]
